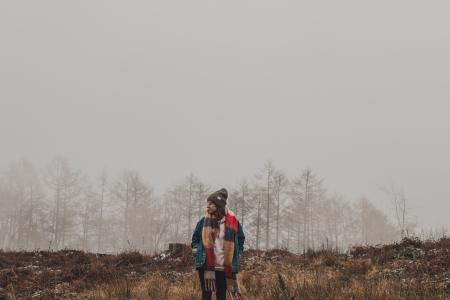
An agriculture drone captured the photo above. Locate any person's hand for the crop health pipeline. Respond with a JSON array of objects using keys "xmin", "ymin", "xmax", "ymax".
[
  {"xmin": 191, "ymin": 245, "xmax": 198, "ymax": 257},
  {"xmin": 205, "ymin": 279, "xmax": 216, "ymax": 292},
  {"xmin": 227, "ymin": 290, "xmax": 244, "ymax": 300}
]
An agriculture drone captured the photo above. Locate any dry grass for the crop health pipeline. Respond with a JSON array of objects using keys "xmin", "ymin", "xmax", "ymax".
[
  {"xmin": 86, "ymin": 271, "xmax": 201, "ymax": 300},
  {"xmin": 80, "ymin": 267, "xmax": 447, "ymax": 300},
  {"xmin": 1, "ymin": 238, "xmax": 448, "ymax": 299}
]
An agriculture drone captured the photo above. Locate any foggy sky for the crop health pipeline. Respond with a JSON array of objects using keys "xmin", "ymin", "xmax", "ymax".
[{"xmin": 1, "ymin": 1, "xmax": 449, "ymax": 229}]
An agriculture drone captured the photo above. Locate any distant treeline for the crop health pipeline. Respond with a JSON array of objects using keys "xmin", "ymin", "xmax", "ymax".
[{"xmin": 0, "ymin": 157, "xmax": 428, "ymax": 254}]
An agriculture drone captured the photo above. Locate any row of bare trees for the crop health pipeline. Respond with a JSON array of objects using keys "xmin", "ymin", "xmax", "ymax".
[
  {"xmin": 0, "ymin": 158, "xmax": 414, "ymax": 253},
  {"xmin": 236, "ymin": 162, "xmax": 409, "ymax": 252}
]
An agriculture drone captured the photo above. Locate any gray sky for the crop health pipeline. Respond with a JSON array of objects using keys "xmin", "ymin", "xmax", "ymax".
[{"xmin": 1, "ymin": 1, "xmax": 449, "ymax": 229}]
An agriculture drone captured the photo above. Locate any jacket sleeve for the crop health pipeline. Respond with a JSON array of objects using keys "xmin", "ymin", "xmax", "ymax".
[
  {"xmin": 237, "ymin": 221, "xmax": 245, "ymax": 253},
  {"xmin": 191, "ymin": 217, "xmax": 204, "ymax": 249}
]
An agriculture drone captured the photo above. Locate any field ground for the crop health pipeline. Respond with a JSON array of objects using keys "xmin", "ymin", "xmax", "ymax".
[{"xmin": 0, "ymin": 237, "xmax": 449, "ymax": 299}]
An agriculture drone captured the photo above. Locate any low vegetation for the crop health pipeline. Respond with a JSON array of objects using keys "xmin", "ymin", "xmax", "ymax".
[{"xmin": 0, "ymin": 237, "xmax": 448, "ymax": 299}]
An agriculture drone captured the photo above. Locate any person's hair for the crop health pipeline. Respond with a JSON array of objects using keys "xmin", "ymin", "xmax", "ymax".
[
  {"xmin": 207, "ymin": 200, "xmax": 225, "ymax": 218},
  {"xmin": 217, "ymin": 207, "xmax": 226, "ymax": 218}
]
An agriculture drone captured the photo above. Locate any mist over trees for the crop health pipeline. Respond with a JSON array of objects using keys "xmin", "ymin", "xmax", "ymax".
[{"xmin": 0, "ymin": 157, "xmax": 433, "ymax": 254}]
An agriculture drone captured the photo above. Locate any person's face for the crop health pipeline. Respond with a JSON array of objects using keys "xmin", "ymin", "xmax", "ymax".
[{"xmin": 207, "ymin": 200, "xmax": 217, "ymax": 215}]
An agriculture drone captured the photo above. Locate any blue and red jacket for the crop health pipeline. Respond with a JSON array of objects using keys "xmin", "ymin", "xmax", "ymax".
[{"xmin": 191, "ymin": 217, "xmax": 245, "ymax": 273}]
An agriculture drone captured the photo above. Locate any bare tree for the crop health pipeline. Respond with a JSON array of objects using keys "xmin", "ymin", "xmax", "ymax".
[
  {"xmin": 97, "ymin": 170, "xmax": 108, "ymax": 253},
  {"xmin": 235, "ymin": 179, "xmax": 251, "ymax": 228},
  {"xmin": 355, "ymin": 197, "xmax": 398, "ymax": 244},
  {"xmin": 272, "ymin": 170, "xmax": 288, "ymax": 249},
  {"xmin": 150, "ymin": 195, "xmax": 173, "ymax": 253},
  {"xmin": 319, "ymin": 194, "xmax": 347, "ymax": 250},
  {"xmin": 287, "ymin": 181, "xmax": 304, "ymax": 253},
  {"xmin": 110, "ymin": 171, "xmax": 136, "ymax": 249},
  {"xmin": 131, "ymin": 172, "xmax": 152, "ymax": 248},
  {"xmin": 80, "ymin": 182, "xmax": 96, "ymax": 251},
  {"xmin": 255, "ymin": 161, "xmax": 275, "ymax": 250},
  {"xmin": 194, "ymin": 180, "xmax": 210, "ymax": 220},
  {"xmin": 110, "ymin": 172, "xmax": 129, "ymax": 249},
  {"xmin": 382, "ymin": 184, "xmax": 409, "ymax": 238},
  {"xmin": 0, "ymin": 158, "xmax": 45, "ymax": 250},
  {"xmin": 185, "ymin": 173, "xmax": 198, "ymax": 243},
  {"xmin": 110, "ymin": 170, "xmax": 154, "ymax": 251},
  {"xmin": 289, "ymin": 168, "xmax": 323, "ymax": 252},
  {"xmin": 255, "ymin": 187, "xmax": 263, "ymax": 250},
  {"xmin": 44, "ymin": 157, "xmax": 81, "ymax": 250},
  {"xmin": 163, "ymin": 183, "xmax": 186, "ymax": 242}
]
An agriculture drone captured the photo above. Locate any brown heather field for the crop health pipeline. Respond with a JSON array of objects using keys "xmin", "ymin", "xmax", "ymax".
[{"xmin": 0, "ymin": 237, "xmax": 449, "ymax": 300}]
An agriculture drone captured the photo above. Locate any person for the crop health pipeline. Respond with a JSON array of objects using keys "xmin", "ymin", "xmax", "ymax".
[{"xmin": 191, "ymin": 188, "xmax": 245, "ymax": 300}]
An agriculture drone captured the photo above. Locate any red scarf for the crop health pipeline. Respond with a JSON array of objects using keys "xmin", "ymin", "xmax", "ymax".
[{"xmin": 202, "ymin": 208, "xmax": 243, "ymax": 300}]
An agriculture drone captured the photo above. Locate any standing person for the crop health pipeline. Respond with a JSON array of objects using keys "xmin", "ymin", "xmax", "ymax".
[{"xmin": 191, "ymin": 188, "xmax": 245, "ymax": 300}]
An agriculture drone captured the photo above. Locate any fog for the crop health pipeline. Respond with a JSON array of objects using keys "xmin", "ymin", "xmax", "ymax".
[{"xmin": 1, "ymin": 1, "xmax": 449, "ymax": 232}]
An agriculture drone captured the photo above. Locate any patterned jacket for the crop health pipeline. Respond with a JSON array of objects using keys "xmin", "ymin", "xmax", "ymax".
[{"xmin": 191, "ymin": 217, "xmax": 245, "ymax": 273}]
